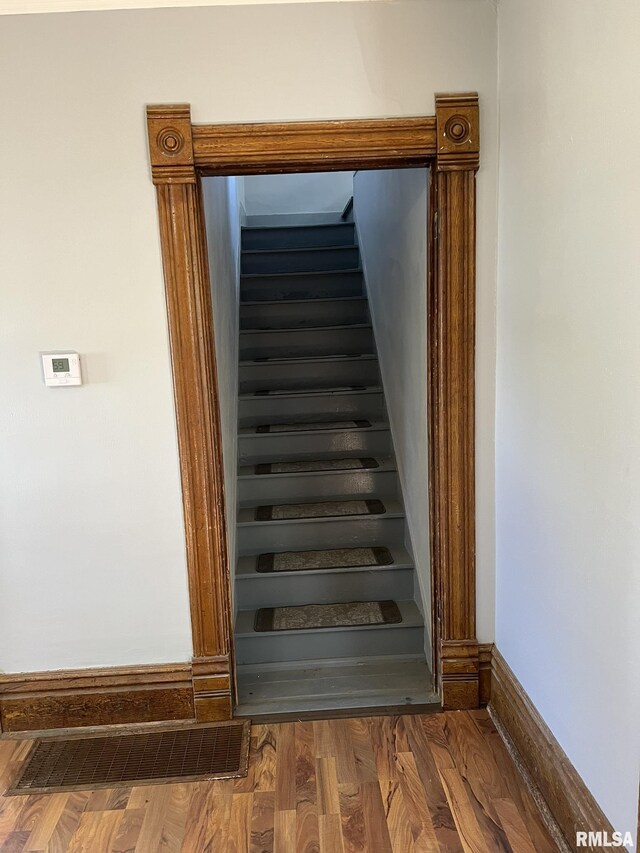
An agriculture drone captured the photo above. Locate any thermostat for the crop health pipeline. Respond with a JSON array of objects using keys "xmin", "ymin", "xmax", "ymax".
[{"xmin": 41, "ymin": 351, "xmax": 82, "ymax": 387}]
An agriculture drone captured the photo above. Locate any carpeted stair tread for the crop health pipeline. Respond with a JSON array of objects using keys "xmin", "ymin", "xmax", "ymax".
[
  {"xmin": 251, "ymin": 385, "xmax": 367, "ymax": 397},
  {"xmin": 256, "ymin": 546, "xmax": 394, "ymax": 573},
  {"xmin": 253, "ymin": 600, "xmax": 402, "ymax": 632},
  {"xmin": 254, "ymin": 457, "xmax": 379, "ymax": 475},
  {"xmin": 251, "ymin": 419, "xmax": 372, "ymax": 434},
  {"xmin": 254, "ymin": 499, "xmax": 385, "ymax": 521}
]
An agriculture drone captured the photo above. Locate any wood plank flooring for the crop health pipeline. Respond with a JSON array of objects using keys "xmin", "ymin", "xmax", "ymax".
[{"xmin": 0, "ymin": 710, "xmax": 559, "ymax": 852}]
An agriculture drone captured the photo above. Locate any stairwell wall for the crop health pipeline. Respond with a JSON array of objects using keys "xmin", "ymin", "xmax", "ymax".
[
  {"xmin": 353, "ymin": 168, "xmax": 432, "ymax": 645},
  {"xmin": 202, "ymin": 176, "xmax": 242, "ymax": 606},
  {"xmin": 243, "ymin": 172, "xmax": 354, "ymax": 218},
  {"xmin": 0, "ymin": 0, "xmax": 497, "ymax": 673}
]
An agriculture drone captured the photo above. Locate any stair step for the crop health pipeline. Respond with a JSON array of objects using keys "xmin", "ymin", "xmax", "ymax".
[
  {"xmin": 235, "ymin": 600, "xmax": 424, "ymax": 665},
  {"xmin": 241, "ymin": 222, "xmax": 355, "ymax": 250},
  {"xmin": 239, "ymin": 497, "xmax": 389, "ymax": 522},
  {"xmin": 238, "ymin": 387, "xmax": 385, "ymax": 428},
  {"xmin": 240, "ymin": 297, "xmax": 368, "ymax": 331},
  {"xmin": 236, "ymin": 509, "xmax": 405, "ymax": 555},
  {"xmin": 237, "ymin": 457, "xmax": 398, "ymax": 503},
  {"xmin": 235, "ymin": 546, "xmax": 414, "ymax": 609},
  {"xmin": 240, "ymin": 324, "xmax": 374, "ymax": 360},
  {"xmin": 235, "ymin": 656, "xmax": 437, "ymax": 716},
  {"xmin": 238, "ymin": 422, "xmax": 392, "ymax": 465},
  {"xmin": 238, "ymin": 354, "xmax": 379, "ymax": 395},
  {"xmin": 238, "ymin": 453, "xmax": 393, "ymax": 475},
  {"xmin": 242, "ymin": 246, "xmax": 360, "ymax": 275},
  {"xmin": 241, "ymin": 270, "xmax": 363, "ymax": 301}
]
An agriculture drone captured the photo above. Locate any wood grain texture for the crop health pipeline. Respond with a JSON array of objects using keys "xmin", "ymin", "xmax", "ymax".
[
  {"xmin": 430, "ymin": 93, "xmax": 480, "ymax": 709},
  {"xmin": 0, "ymin": 664, "xmax": 194, "ymax": 733},
  {"xmin": 147, "ymin": 104, "xmax": 235, "ymax": 722},
  {"xmin": 191, "ymin": 118, "xmax": 437, "ymax": 175},
  {"xmin": 0, "ymin": 712, "xmax": 557, "ymax": 852},
  {"xmin": 478, "ymin": 643, "xmax": 494, "ymax": 706},
  {"xmin": 490, "ymin": 648, "xmax": 616, "ymax": 852},
  {"xmin": 146, "ymin": 95, "xmax": 480, "ymax": 713}
]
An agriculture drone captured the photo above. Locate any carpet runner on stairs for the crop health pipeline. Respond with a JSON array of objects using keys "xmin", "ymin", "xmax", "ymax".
[
  {"xmin": 254, "ymin": 600, "xmax": 402, "ymax": 632},
  {"xmin": 256, "ymin": 546, "xmax": 394, "ymax": 573},
  {"xmin": 254, "ymin": 498, "xmax": 386, "ymax": 521},
  {"xmin": 254, "ymin": 457, "xmax": 379, "ymax": 475},
  {"xmin": 254, "ymin": 419, "xmax": 371, "ymax": 433}
]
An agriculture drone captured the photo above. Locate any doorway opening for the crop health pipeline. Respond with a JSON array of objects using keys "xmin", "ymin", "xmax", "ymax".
[
  {"xmin": 201, "ymin": 168, "xmax": 435, "ymax": 716},
  {"xmin": 145, "ymin": 101, "xmax": 479, "ymax": 721}
]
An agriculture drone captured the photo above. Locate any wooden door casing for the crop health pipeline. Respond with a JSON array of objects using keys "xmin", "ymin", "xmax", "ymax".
[{"xmin": 146, "ymin": 94, "xmax": 480, "ymax": 717}]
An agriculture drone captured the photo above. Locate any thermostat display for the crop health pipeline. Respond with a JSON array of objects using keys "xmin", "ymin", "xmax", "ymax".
[{"xmin": 41, "ymin": 352, "xmax": 82, "ymax": 387}]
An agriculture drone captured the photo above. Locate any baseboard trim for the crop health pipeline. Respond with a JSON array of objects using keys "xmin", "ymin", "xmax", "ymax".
[
  {"xmin": 490, "ymin": 648, "xmax": 616, "ymax": 852},
  {"xmin": 478, "ymin": 642, "xmax": 493, "ymax": 706},
  {"xmin": 0, "ymin": 659, "xmax": 233, "ymax": 733}
]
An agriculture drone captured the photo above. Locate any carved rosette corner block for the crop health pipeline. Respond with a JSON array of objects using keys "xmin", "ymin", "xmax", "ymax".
[
  {"xmin": 147, "ymin": 104, "xmax": 195, "ymax": 185},
  {"xmin": 435, "ymin": 93, "xmax": 479, "ymax": 173}
]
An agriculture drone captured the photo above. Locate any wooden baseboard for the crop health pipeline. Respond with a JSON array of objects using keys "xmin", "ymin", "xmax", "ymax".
[
  {"xmin": 478, "ymin": 642, "xmax": 493, "ymax": 706},
  {"xmin": 490, "ymin": 648, "xmax": 616, "ymax": 852},
  {"xmin": 0, "ymin": 659, "xmax": 234, "ymax": 733}
]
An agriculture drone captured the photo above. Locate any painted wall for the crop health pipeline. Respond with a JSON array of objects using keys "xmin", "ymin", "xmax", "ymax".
[
  {"xmin": 495, "ymin": 0, "xmax": 640, "ymax": 841},
  {"xmin": 243, "ymin": 172, "xmax": 354, "ymax": 217},
  {"xmin": 202, "ymin": 176, "xmax": 242, "ymax": 601},
  {"xmin": 0, "ymin": 0, "xmax": 497, "ymax": 674},
  {"xmin": 1, "ymin": 0, "xmax": 377, "ymax": 16},
  {"xmin": 353, "ymin": 168, "xmax": 431, "ymax": 639}
]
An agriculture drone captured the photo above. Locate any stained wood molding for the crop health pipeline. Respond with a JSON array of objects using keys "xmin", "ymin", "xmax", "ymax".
[
  {"xmin": 430, "ymin": 93, "xmax": 480, "ymax": 709},
  {"xmin": 0, "ymin": 663, "xmax": 194, "ymax": 733},
  {"xmin": 478, "ymin": 642, "xmax": 493, "ymax": 706},
  {"xmin": 0, "ymin": 659, "xmax": 236, "ymax": 733},
  {"xmin": 147, "ymin": 105, "xmax": 235, "ymax": 722},
  {"xmin": 490, "ymin": 648, "xmax": 617, "ymax": 852},
  {"xmin": 192, "ymin": 117, "xmax": 437, "ymax": 175},
  {"xmin": 146, "ymin": 95, "xmax": 480, "ymax": 714}
]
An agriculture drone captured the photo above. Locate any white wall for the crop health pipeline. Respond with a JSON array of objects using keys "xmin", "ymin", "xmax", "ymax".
[
  {"xmin": 243, "ymin": 172, "xmax": 354, "ymax": 217},
  {"xmin": 353, "ymin": 168, "xmax": 431, "ymax": 640},
  {"xmin": 496, "ymin": 0, "xmax": 640, "ymax": 842},
  {"xmin": 0, "ymin": 0, "xmax": 497, "ymax": 674},
  {"xmin": 202, "ymin": 177, "xmax": 241, "ymax": 601}
]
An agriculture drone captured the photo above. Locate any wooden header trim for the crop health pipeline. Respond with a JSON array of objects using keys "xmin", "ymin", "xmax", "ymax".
[{"xmin": 191, "ymin": 116, "xmax": 437, "ymax": 175}]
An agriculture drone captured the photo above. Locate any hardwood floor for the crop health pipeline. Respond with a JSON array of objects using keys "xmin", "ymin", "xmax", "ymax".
[{"xmin": 0, "ymin": 710, "xmax": 559, "ymax": 852}]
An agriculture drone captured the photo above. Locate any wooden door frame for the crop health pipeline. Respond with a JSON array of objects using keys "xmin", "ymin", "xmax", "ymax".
[{"xmin": 145, "ymin": 94, "xmax": 480, "ymax": 719}]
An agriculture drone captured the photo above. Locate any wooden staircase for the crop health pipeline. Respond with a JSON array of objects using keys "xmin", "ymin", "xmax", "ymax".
[{"xmin": 234, "ymin": 214, "xmax": 436, "ymax": 716}]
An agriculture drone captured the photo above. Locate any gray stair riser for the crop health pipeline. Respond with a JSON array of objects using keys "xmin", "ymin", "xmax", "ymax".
[
  {"xmin": 238, "ymin": 428, "xmax": 392, "ymax": 464},
  {"xmin": 240, "ymin": 326, "xmax": 374, "ymax": 360},
  {"xmin": 238, "ymin": 359, "xmax": 379, "ymax": 394},
  {"xmin": 240, "ymin": 298, "xmax": 368, "ymax": 330},
  {"xmin": 242, "ymin": 247, "xmax": 360, "ymax": 275},
  {"xmin": 235, "ymin": 623, "xmax": 424, "ymax": 665},
  {"xmin": 242, "ymin": 223, "xmax": 355, "ymax": 250},
  {"xmin": 235, "ymin": 566, "xmax": 414, "ymax": 609},
  {"xmin": 241, "ymin": 271, "xmax": 363, "ymax": 302},
  {"xmin": 238, "ymin": 469, "xmax": 398, "ymax": 503},
  {"xmin": 238, "ymin": 390, "xmax": 384, "ymax": 428},
  {"xmin": 236, "ymin": 515, "xmax": 405, "ymax": 555}
]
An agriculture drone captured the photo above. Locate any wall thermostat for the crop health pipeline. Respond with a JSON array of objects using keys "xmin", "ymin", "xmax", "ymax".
[{"xmin": 41, "ymin": 351, "xmax": 82, "ymax": 387}]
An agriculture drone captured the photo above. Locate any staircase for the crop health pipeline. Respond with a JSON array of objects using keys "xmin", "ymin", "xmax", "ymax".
[{"xmin": 234, "ymin": 213, "xmax": 436, "ymax": 716}]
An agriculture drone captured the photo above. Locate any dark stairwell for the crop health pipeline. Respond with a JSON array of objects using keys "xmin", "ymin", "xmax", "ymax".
[{"xmin": 233, "ymin": 209, "xmax": 436, "ymax": 716}]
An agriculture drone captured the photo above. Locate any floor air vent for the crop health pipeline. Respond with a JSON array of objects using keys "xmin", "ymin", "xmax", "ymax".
[{"xmin": 7, "ymin": 721, "xmax": 250, "ymax": 795}]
